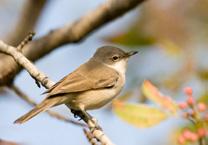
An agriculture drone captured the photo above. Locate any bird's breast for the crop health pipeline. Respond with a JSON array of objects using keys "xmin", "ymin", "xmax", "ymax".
[{"xmin": 68, "ymin": 80, "xmax": 124, "ymax": 110}]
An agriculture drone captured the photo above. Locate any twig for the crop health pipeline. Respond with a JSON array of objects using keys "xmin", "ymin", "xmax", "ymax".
[
  {"xmin": 0, "ymin": 40, "xmax": 115, "ymax": 145},
  {"xmin": 10, "ymin": 85, "xmax": 36, "ymax": 106},
  {"xmin": 199, "ymin": 138, "xmax": 202, "ymax": 145},
  {"xmin": 83, "ymin": 129, "xmax": 99, "ymax": 145},
  {"xmin": 6, "ymin": 0, "xmax": 48, "ymax": 46},
  {"xmin": 17, "ymin": 32, "xmax": 35, "ymax": 51},
  {"xmin": 0, "ymin": 40, "xmax": 54, "ymax": 88},
  {"xmin": 9, "ymin": 84, "xmax": 86, "ymax": 127},
  {"xmin": 0, "ymin": 0, "xmax": 145, "ymax": 86}
]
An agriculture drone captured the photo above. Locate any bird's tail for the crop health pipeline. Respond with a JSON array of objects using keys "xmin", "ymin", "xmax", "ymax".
[{"xmin": 14, "ymin": 99, "xmax": 57, "ymax": 124}]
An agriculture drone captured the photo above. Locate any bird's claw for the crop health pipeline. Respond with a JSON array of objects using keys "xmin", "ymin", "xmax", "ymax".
[
  {"xmin": 71, "ymin": 109, "xmax": 102, "ymax": 130},
  {"xmin": 71, "ymin": 109, "xmax": 82, "ymax": 120}
]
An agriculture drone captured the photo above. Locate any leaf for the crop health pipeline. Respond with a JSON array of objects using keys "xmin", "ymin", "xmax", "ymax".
[
  {"xmin": 197, "ymin": 69, "xmax": 208, "ymax": 81},
  {"xmin": 113, "ymin": 100, "xmax": 168, "ymax": 128},
  {"xmin": 198, "ymin": 92, "xmax": 208, "ymax": 103},
  {"xmin": 158, "ymin": 39, "xmax": 182, "ymax": 56},
  {"xmin": 104, "ymin": 25, "xmax": 155, "ymax": 47},
  {"xmin": 142, "ymin": 80, "xmax": 178, "ymax": 114}
]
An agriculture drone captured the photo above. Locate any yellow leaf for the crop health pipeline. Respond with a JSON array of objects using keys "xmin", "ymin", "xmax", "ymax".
[
  {"xmin": 113, "ymin": 100, "xmax": 168, "ymax": 128},
  {"xmin": 158, "ymin": 39, "xmax": 182, "ymax": 56},
  {"xmin": 142, "ymin": 80, "xmax": 178, "ymax": 114}
]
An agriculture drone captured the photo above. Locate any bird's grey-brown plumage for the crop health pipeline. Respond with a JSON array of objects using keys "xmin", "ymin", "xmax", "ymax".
[
  {"xmin": 14, "ymin": 46, "xmax": 137, "ymax": 124},
  {"xmin": 44, "ymin": 59, "xmax": 119, "ymax": 96}
]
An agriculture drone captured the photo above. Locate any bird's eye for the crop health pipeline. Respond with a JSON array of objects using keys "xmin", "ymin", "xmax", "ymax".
[{"xmin": 112, "ymin": 55, "xmax": 119, "ymax": 61}]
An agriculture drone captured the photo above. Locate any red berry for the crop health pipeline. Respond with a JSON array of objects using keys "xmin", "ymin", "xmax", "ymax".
[
  {"xmin": 178, "ymin": 102, "xmax": 188, "ymax": 109},
  {"xmin": 197, "ymin": 103, "xmax": 207, "ymax": 112},
  {"xmin": 182, "ymin": 129, "xmax": 198, "ymax": 142},
  {"xmin": 183, "ymin": 129, "xmax": 192, "ymax": 139},
  {"xmin": 184, "ymin": 87, "xmax": 193, "ymax": 96},
  {"xmin": 187, "ymin": 96, "xmax": 195, "ymax": 106},
  {"xmin": 189, "ymin": 132, "xmax": 198, "ymax": 141}
]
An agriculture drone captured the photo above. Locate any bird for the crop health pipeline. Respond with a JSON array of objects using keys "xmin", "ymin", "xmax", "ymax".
[{"xmin": 14, "ymin": 46, "xmax": 138, "ymax": 126}]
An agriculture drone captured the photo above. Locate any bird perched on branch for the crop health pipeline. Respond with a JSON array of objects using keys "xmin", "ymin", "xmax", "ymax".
[{"xmin": 14, "ymin": 46, "xmax": 137, "ymax": 127}]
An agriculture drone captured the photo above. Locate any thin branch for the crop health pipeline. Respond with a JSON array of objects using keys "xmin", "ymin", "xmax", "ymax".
[
  {"xmin": 0, "ymin": 0, "xmax": 47, "ymax": 85},
  {"xmin": 10, "ymin": 85, "xmax": 36, "ymax": 106},
  {"xmin": 17, "ymin": 32, "xmax": 35, "ymax": 51},
  {"xmin": 0, "ymin": 40, "xmax": 115, "ymax": 145},
  {"xmin": 0, "ymin": 0, "xmax": 146, "ymax": 86},
  {"xmin": 6, "ymin": 0, "xmax": 48, "ymax": 46},
  {"xmin": 9, "ymin": 84, "xmax": 86, "ymax": 127},
  {"xmin": 0, "ymin": 40, "xmax": 54, "ymax": 88},
  {"xmin": 83, "ymin": 129, "xmax": 99, "ymax": 145}
]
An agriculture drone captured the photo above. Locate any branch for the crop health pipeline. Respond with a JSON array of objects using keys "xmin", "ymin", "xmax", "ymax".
[
  {"xmin": 5, "ymin": 0, "xmax": 48, "ymax": 46},
  {"xmin": 0, "ymin": 40, "xmax": 115, "ymax": 145},
  {"xmin": 0, "ymin": 40, "xmax": 54, "ymax": 88},
  {"xmin": 0, "ymin": 0, "xmax": 145, "ymax": 86},
  {"xmin": 17, "ymin": 32, "xmax": 35, "ymax": 51},
  {"xmin": 9, "ymin": 85, "xmax": 86, "ymax": 127},
  {"xmin": 0, "ymin": 0, "xmax": 48, "ymax": 85},
  {"xmin": 83, "ymin": 129, "xmax": 99, "ymax": 145}
]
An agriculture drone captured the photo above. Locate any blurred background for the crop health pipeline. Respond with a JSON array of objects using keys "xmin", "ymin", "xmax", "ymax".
[{"xmin": 0, "ymin": 0, "xmax": 207, "ymax": 145}]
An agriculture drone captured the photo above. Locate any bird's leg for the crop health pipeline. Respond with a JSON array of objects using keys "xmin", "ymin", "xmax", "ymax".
[
  {"xmin": 79, "ymin": 109, "xmax": 102, "ymax": 131},
  {"xmin": 67, "ymin": 103, "xmax": 102, "ymax": 131},
  {"xmin": 70, "ymin": 107, "xmax": 102, "ymax": 131}
]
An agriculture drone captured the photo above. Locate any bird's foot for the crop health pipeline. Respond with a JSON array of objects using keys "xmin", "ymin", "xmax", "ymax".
[
  {"xmin": 71, "ymin": 109, "xmax": 82, "ymax": 120},
  {"xmin": 71, "ymin": 109, "xmax": 102, "ymax": 130}
]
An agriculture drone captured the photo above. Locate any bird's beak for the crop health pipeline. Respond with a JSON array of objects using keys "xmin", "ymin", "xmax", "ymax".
[{"xmin": 125, "ymin": 51, "xmax": 138, "ymax": 58}]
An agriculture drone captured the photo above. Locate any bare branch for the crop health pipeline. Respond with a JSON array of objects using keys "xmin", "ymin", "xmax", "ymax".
[
  {"xmin": 83, "ymin": 129, "xmax": 99, "ymax": 145},
  {"xmin": 6, "ymin": 0, "xmax": 48, "ymax": 46},
  {"xmin": 17, "ymin": 32, "xmax": 35, "ymax": 51},
  {"xmin": 0, "ymin": 40, "xmax": 115, "ymax": 145},
  {"xmin": 9, "ymin": 84, "xmax": 86, "ymax": 127},
  {"xmin": 0, "ymin": 0, "xmax": 145, "ymax": 86},
  {"xmin": 0, "ymin": 40, "xmax": 54, "ymax": 88}
]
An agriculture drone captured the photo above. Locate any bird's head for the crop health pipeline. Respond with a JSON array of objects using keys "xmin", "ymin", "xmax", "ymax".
[{"xmin": 93, "ymin": 46, "xmax": 138, "ymax": 73}]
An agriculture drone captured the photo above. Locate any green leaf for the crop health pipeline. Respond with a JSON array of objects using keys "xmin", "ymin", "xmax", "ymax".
[
  {"xmin": 113, "ymin": 101, "xmax": 168, "ymax": 128},
  {"xmin": 197, "ymin": 69, "xmax": 208, "ymax": 81},
  {"xmin": 198, "ymin": 92, "xmax": 208, "ymax": 103},
  {"xmin": 142, "ymin": 80, "xmax": 178, "ymax": 114}
]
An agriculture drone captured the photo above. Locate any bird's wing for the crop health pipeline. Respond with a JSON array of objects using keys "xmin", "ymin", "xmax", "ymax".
[{"xmin": 44, "ymin": 60, "xmax": 119, "ymax": 97}]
